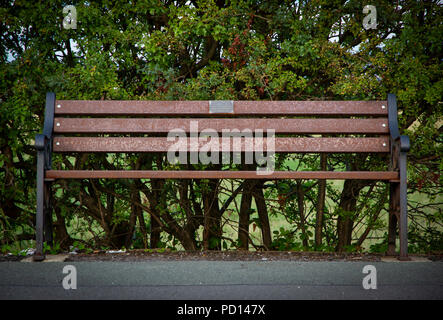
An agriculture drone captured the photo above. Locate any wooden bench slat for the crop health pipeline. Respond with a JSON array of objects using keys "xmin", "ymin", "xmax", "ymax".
[
  {"xmin": 54, "ymin": 100, "xmax": 388, "ymax": 116},
  {"xmin": 45, "ymin": 170, "xmax": 399, "ymax": 180},
  {"xmin": 53, "ymin": 118, "xmax": 389, "ymax": 134},
  {"xmin": 53, "ymin": 137, "xmax": 390, "ymax": 153}
]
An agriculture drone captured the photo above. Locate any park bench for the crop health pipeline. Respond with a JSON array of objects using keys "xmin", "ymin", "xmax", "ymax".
[{"xmin": 34, "ymin": 93, "xmax": 410, "ymax": 260}]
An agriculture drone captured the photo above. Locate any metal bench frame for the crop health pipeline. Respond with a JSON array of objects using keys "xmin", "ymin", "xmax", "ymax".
[{"xmin": 34, "ymin": 92, "xmax": 410, "ymax": 260}]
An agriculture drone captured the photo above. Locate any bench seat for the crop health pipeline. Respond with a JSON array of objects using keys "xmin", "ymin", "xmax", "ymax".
[{"xmin": 45, "ymin": 170, "xmax": 400, "ymax": 181}]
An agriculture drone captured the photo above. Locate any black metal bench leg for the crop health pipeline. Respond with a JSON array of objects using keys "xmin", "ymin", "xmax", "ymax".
[
  {"xmin": 34, "ymin": 150, "xmax": 46, "ymax": 261},
  {"xmin": 387, "ymin": 182, "xmax": 398, "ymax": 256},
  {"xmin": 387, "ymin": 168, "xmax": 409, "ymax": 260},
  {"xmin": 44, "ymin": 182, "xmax": 53, "ymax": 247},
  {"xmin": 387, "ymin": 94, "xmax": 410, "ymax": 260},
  {"xmin": 398, "ymin": 151, "xmax": 409, "ymax": 260},
  {"xmin": 34, "ymin": 93, "xmax": 55, "ymax": 261}
]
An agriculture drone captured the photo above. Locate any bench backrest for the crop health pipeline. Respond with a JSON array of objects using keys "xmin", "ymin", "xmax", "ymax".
[{"xmin": 50, "ymin": 100, "xmax": 390, "ymax": 155}]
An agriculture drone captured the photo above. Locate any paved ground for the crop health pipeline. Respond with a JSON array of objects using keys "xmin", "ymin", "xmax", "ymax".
[{"xmin": 0, "ymin": 256, "xmax": 442, "ymax": 300}]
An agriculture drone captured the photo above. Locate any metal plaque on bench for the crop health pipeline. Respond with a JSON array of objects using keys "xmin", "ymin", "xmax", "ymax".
[{"xmin": 209, "ymin": 100, "xmax": 234, "ymax": 114}]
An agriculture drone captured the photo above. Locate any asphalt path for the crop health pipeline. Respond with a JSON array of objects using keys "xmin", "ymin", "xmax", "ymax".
[{"xmin": 0, "ymin": 259, "xmax": 442, "ymax": 300}]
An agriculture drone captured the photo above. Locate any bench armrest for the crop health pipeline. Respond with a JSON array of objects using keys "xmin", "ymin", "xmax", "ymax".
[
  {"xmin": 35, "ymin": 134, "xmax": 48, "ymax": 151},
  {"xmin": 396, "ymin": 135, "xmax": 410, "ymax": 153}
]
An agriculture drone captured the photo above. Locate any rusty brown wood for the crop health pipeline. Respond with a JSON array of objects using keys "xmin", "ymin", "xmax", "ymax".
[
  {"xmin": 52, "ymin": 137, "xmax": 390, "ymax": 153},
  {"xmin": 45, "ymin": 170, "xmax": 399, "ymax": 180},
  {"xmin": 53, "ymin": 118, "xmax": 389, "ymax": 134},
  {"xmin": 54, "ymin": 100, "xmax": 388, "ymax": 116}
]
